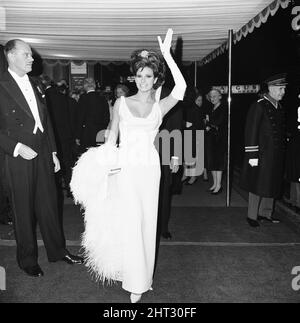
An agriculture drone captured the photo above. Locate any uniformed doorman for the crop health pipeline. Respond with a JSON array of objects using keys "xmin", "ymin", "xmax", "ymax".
[{"xmin": 240, "ymin": 74, "xmax": 287, "ymax": 227}]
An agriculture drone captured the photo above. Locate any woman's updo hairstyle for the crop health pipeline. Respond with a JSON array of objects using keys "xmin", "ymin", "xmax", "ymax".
[{"xmin": 130, "ymin": 49, "xmax": 166, "ymax": 89}]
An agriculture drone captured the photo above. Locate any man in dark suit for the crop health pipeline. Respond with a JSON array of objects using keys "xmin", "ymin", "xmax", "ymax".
[
  {"xmin": 156, "ymin": 86, "xmax": 184, "ymax": 240},
  {"xmin": 0, "ymin": 39, "xmax": 83, "ymax": 277},
  {"xmin": 76, "ymin": 78, "xmax": 110, "ymax": 153},
  {"xmin": 240, "ymin": 73, "xmax": 287, "ymax": 227},
  {"xmin": 153, "ymin": 86, "xmax": 184, "ymax": 276},
  {"xmin": 0, "ymin": 179, "xmax": 12, "ymax": 225},
  {"xmin": 42, "ymin": 76, "xmax": 73, "ymax": 195},
  {"xmin": 0, "ymin": 44, "xmax": 12, "ymax": 225}
]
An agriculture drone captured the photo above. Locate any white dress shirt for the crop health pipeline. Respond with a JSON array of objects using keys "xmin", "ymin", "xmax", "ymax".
[
  {"xmin": 9, "ymin": 68, "xmax": 44, "ymax": 134},
  {"xmin": 8, "ymin": 69, "xmax": 44, "ymax": 157}
]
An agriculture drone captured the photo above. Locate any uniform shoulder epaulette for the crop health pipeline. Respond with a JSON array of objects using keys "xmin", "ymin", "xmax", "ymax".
[{"xmin": 257, "ymin": 98, "xmax": 265, "ymax": 103}]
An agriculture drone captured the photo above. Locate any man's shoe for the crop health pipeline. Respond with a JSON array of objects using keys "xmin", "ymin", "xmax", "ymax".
[
  {"xmin": 247, "ymin": 217, "xmax": 260, "ymax": 227},
  {"xmin": 62, "ymin": 254, "xmax": 84, "ymax": 265},
  {"xmin": 257, "ymin": 215, "xmax": 281, "ymax": 224},
  {"xmin": 161, "ymin": 231, "xmax": 172, "ymax": 240},
  {"xmin": 23, "ymin": 265, "xmax": 44, "ymax": 277}
]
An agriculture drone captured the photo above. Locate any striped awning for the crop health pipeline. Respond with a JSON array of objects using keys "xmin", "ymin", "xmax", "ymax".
[{"xmin": 0, "ymin": 0, "xmax": 291, "ymax": 63}]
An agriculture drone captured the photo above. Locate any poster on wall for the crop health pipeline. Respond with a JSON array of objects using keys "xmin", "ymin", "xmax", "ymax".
[
  {"xmin": 70, "ymin": 61, "xmax": 87, "ymax": 92},
  {"xmin": 213, "ymin": 85, "xmax": 260, "ymax": 94},
  {"xmin": 71, "ymin": 62, "xmax": 87, "ymax": 74}
]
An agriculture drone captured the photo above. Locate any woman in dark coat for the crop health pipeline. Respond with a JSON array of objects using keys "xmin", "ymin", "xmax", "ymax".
[
  {"xmin": 183, "ymin": 92, "xmax": 207, "ymax": 184},
  {"xmin": 205, "ymin": 89, "xmax": 227, "ymax": 194}
]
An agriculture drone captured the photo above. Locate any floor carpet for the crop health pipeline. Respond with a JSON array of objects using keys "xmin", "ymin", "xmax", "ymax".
[
  {"xmin": 1, "ymin": 179, "xmax": 299, "ymax": 303},
  {"xmin": 1, "ymin": 244, "xmax": 299, "ymax": 303}
]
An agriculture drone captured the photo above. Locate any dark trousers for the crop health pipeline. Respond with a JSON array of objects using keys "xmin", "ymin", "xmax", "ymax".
[
  {"xmin": 248, "ymin": 192, "xmax": 274, "ymax": 220},
  {"xmin": 0, "ymin": 179, "xmax": 11, "ymax": 224},
  {"xmin": 154, "ymin": 164, "xmax": 172, "ymax": 275},
  {"xmin": 5, "ymin": 138, "xmax": 67, "ymax": 269},
  {"xmin": 157, "ymin": 164, "xmax": 172, "ymax": 235},
  {"xmin": 57, "ymin": 139, "xmax": 73, "ymax": 190}
]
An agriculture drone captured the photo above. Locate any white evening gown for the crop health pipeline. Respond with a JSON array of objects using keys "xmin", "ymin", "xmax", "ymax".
[{"xmin": 70, "ymin": 92, "xmax": 162, "ymax": 294}]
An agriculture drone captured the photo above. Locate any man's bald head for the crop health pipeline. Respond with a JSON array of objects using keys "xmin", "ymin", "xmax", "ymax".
[
  {"xmin": 4, "ymin": 39, "xmax": 33, "ymax": 77},
  {"xmin": 4, "ymin": 39, "xmax": 26, "ymax": 57}
]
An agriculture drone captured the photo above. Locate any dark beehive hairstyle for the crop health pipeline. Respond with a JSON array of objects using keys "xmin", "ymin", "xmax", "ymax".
[{"xmin": 130, "ymin": 49, "xmax": 166, "ymax": 89}]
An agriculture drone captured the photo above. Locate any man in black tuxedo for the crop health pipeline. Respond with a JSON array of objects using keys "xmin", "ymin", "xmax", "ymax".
[
  {"xmin": 0, "ymin": 44, "xmax": 12, "ymax": 225},
  {"xmin": 154, "ymin": 86, "xmax": 184, "ymax": 275},
  {"xmin": 0, "ymin": 39, "xmax": 83, "ymax": 277},
  {"xmin": 0, "ymin": 178, "xmax": 12, "ymax": 225},
  {"xmin": 42, "ymin": 76, "xmax": 73, "ymax": 195},
  {"xmin": 156, "ymin": 86, "xmax": 184, "ymax": 240},
  {"xmin": 76, "ymin": 78, "xmax": 110, "ymax": 153}
]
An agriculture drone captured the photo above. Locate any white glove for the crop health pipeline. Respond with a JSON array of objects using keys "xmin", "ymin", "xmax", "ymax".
[
  {"xmin": 157, "ymin": 28, "xmax": 186, "ymax": 101},
  {"xmin": 170, "ymin": 156, "xmax": 179, "ymax": 173},
  {"xmin": 157, "ymin": 28, "xmax": 173, "ymax": 58},
  {"xmin": 52, "ymin": 152, "xmax": 61, "ymax": 173},
  {"xmin": 14, "ymin": 143, "xmax": 38, "ymax": 160},
  {"xmin": 249, "ymin": 159, "xmax": 258, "ymax": 167}
]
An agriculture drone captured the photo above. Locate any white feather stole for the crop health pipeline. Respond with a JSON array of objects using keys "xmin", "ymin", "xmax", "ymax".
[{"xmin": 70, "ymin": 143, "xmax": 123, "ymax": 283}]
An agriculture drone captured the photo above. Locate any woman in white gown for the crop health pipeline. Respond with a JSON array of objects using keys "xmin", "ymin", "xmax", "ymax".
[{"xmin": 70, "ymin": 29, "xmax": 186, "ymax": 303}]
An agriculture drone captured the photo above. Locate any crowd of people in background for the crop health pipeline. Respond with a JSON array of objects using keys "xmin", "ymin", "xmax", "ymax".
[
  {"xmin": 0, "ymin": 41, "xmax": 299, "ymax": 293},
  {"xmin": 1, "ymin": 70, "xmax": 299, "ymax": 227},
  {"xmin": 33, "ymin": 75, "xmax": 231, "ymax": 201},
  {"xmin": 34, "ymin": 76, "xmax": 129, "ymax": 197}
]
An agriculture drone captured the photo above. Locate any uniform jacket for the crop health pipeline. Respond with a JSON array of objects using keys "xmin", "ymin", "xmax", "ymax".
[{"xmin": 240, "ymin": 95, "xmax": 286, "ymax": 198}]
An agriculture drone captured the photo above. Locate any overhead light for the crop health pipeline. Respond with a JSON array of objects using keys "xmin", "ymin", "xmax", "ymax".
[
  {"xmin": 52, "ymin": 53, "xmax": 75, "ymax": 58},
  {"xmin": 19, "ymin": 38, "xmax": 46, "ymax": 44}
]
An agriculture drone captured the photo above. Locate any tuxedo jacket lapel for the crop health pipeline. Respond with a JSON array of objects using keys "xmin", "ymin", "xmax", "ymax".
[
  {"xmin": 29, "ymin": 79, "xmax": 45, "ymax": 123},
  {"xmin": 0, "ymin": 72, "xmax": 34, "ymax": 119}
]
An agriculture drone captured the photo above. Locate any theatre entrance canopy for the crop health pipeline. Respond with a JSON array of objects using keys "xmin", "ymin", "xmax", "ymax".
[{"xmin": 0, "ymin": 0, "xmax": 292, "ymax": 64}]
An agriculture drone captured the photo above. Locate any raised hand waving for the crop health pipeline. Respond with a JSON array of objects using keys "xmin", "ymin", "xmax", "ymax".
[{"xmin": 157, "ymin": 28, "xmax": 173, "ymax": 57}]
